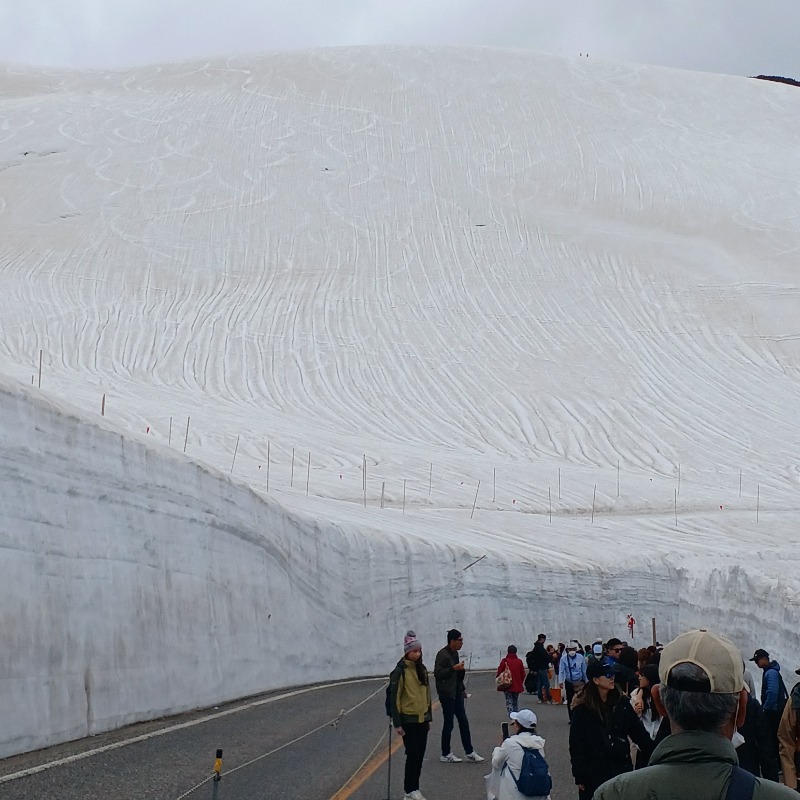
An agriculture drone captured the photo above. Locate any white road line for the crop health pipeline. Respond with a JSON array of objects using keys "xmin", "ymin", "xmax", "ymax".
[{"xmin": 0, "ymin": 677, "xmax": 383, "ymax": 785}]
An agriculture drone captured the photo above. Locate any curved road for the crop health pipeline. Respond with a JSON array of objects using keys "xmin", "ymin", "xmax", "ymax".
[{"xmin": 0, "ymin": 672, "xmax": 576, "ymax": 799}]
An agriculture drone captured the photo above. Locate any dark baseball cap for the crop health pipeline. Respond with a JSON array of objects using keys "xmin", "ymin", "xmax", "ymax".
[{"xmin": 749, "ymin": 648, "xmax": 769, "ymax": 662}]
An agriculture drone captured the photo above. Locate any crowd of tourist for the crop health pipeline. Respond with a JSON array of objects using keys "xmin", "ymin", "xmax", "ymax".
[{"xmin": 387, "ymin": 628, "xmax": 800, "ymax": 800}]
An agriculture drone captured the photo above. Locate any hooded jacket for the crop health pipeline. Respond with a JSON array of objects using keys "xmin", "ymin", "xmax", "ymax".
[
  {"xmin": 761, "ymin": 661, "xmax": 788, "ymax": 711},
  {"xmin": 489, "ymin": 730, "xmax": 549, "ymax": 799},
  {"xmin": 389, "ymin": 656, "xmax": 431, "ymax": 729},
  {"xmin": 595, "ymin": 731, "xmax": 798, "ymax": 800}
]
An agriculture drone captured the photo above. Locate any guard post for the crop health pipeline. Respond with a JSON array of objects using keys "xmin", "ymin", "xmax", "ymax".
[{"xmin": 211, "ymin": 748, "xmax": 223, "ymax": 799}]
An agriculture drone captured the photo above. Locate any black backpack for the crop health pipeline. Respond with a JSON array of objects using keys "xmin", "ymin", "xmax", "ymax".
[{"xmin": 506, "ymin": 745, "xmax": 552, "ymax": 797}]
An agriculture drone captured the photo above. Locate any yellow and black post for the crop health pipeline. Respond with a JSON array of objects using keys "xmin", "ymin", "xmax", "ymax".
[{"xmin": 211, "ymin": 748, "xmax": 223, "ymax": 799}]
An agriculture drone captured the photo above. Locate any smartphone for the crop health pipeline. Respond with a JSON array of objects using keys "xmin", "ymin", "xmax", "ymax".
[{"xmin": 501, "ymin": 722, "xmax": 510, "ymax": 740}]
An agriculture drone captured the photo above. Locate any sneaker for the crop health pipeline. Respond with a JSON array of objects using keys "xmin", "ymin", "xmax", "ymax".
[
  {"xmin": 404, "ymin": 792, "xmax": 427, "ymax": 800},
  {"xmin": 465, "ymin": 751, "xmax": 485, "ymax": 762},
  {"xmin": 440, "ymin": 753, "xmax": 463, "ymax": 763}
]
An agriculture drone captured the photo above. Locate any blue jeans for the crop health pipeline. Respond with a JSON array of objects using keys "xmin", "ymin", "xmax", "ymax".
[
  {"xmin": 537, "ymin": 669, "xmax": 551, "ymax": 702},
  {"xmin": 439, "ymin": 693, "xmax": 473, "ymax": 756}
]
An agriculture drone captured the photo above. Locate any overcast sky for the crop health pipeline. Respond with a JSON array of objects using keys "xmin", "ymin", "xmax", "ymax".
[{"xmin": 2, "ymin": 0, "xmax": 799, "ymax": 77}]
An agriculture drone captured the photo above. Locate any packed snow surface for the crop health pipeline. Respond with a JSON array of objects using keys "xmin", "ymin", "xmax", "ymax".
[{"xmin": 1, "ymin": 47, "xmax": 800, "ymax": 756}]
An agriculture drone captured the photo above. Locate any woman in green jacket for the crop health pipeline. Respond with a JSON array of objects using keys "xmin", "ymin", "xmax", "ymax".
[{"xmin": 389, "ymin": 630, "xmax": 433, "ymax": 800}]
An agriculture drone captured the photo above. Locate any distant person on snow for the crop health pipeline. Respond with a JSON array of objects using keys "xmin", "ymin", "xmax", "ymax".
[
  {"xmin": 389, "ymin": 630, "xmax": 432, "ymax": 800},
  {"xmin": 434, "ymin": 628, "xmax": 484, "ymax": 763}
]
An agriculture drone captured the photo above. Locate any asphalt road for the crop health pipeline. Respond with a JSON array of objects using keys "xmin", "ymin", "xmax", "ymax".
[{"xmin": 0, "ymin": 672, "xmax": 577, "ymax": 800}]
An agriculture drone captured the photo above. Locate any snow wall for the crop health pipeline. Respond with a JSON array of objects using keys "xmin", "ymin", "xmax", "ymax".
[{"xmin": 0, "ymin": 380, "xmax": 795, "ymax": 758}]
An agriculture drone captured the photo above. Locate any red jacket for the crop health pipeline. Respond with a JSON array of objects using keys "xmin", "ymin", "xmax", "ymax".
[{"xmin": 496, "ymin": 653, "xmax": 526, "ymax": 693}]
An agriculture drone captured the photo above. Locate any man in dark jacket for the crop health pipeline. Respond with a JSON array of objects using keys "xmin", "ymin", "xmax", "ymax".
[
  {"xmin": 528, "ymin": 633, "xmax": 552, "ymax": 703},
  {"xmin": 595, "ymin": 629, "xmax": 797, "ymax": 800},
  {"xmin": 751, "ymin": 648, "xmax": 789, "ymax": 761},
  {"xmin": 433, "ymin": 628, "xmax": 483, "ymax": 763}
]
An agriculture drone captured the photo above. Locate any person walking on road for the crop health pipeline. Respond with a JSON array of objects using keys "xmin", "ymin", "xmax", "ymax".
[
  {"xmin": 389, "ymin": 630, "xmax": 432, "ymax": 800},
  {"xmin": 497, "ymin": 645, "xmax": 526, "ymax": 715},
  {"xmin": 485, "ymin": 709, "xmax": 550, "ymax": 800},
  {"xmin": 559, "ymin": 643, "xmax": 587, "ymax": 720},
  {"xmin": 434, "ymin": 628, "xmax": 484, "ymax": 763}
]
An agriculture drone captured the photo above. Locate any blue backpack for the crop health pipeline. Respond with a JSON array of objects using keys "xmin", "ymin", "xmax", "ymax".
[{"xmin": 506, "ymin": 744, "xmax": 552, "ymax": 797}]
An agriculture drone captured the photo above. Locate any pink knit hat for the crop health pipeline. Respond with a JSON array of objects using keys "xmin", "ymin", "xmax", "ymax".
[{"xmin": 403, "ymin": 630, "xmax": 421, "ymax": 653}]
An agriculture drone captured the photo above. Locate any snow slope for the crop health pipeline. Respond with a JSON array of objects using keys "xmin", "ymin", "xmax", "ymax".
[{"xmin": 1, "ymin": 47, "xmax": 800, "ymax": 756}]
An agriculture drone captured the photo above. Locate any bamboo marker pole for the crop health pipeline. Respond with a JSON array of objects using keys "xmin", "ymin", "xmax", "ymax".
[
  {"xmin": 290, "ymin": 448, "xmax": 295, "ymax": 488},
  {"xmin": 674, "ymin": 488, "xmax": 678, "ymax": 528},
  {"xmin": 678, "ymin": 463, "xmax": 681, "ymax": 495},
  {"xmin": 38, "ymin": 350, "xmax": 42, "ymax": 388},
  {"xmin": 168, "ymin": 416, "xmax": 173, "ymax": 445},
  {"xmin": 403, "ymin": 479, "xmax": 406, "ymax": 515},
  {"xmin": 617, "ymin": 460, "xmax": 620, "ymax": 497},
  {"xmin": 230, "ymin": 435, "xmax": 240, "ymax": 474},
  {"xmin": 183, "ymin": 416, "xmax": 190, "ymax": 453},
  {"xmin": 429, "ymin": 463, "xmax": 433, "ymax": 496},
  {"xmin": 306, "ymin": 451, "xmax": 311, "ymax": 495},
  {"xmin": 757, "ymin": 484, "xmax": 760, "ymax": 523},
  {"xmin": 380, "ymin": 482, "xmax": 386, "ymax": 509},
  {"xmin": 739, "ymin": 470, "xmax": 742, "ymax": 498},
  {"xmin": 493, "ymin": 468, "xmax": 496, "ymax": 503},
  {"xmin": 470, "ymin": 480, "xmax": 480, "ymax": 519},
  {"xmin": 101, "ymin": 393, "xmax": 106, "ymax": 416},
  {"xmin": 558, "ymin": 468, "xmax": 561, "ymax": 499},
  {"xmin": 549, "ymin": 487, "xmax": 552, "ymax": 523},
  {"xmin": 591, "ymin": 484, "xmax": 596, "ymax": 524},
  {"xmin": 266, "ymin": 441, "xmax": 270, "ymax": 492}
]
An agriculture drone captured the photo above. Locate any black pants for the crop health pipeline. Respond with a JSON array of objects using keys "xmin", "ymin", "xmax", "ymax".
[
  {"xmin": 764, "ymin": 708, "xmax": 782, "ymax": 760},
  {"xmin": 402, "ymin": 722, "xmax": 428, "ymax": 793},
  {"xmin": 564, "ymin": 680, "xmax": 584, "ymax": 719},
  {"xmin": 439, "ymin": 693, "xmax": 473, "ymax": 756}
]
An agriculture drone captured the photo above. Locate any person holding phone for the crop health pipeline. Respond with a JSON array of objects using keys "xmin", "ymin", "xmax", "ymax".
[
  {"xmin": 434, "ymin": 628, "xmax": 484, "ymax": 763},
  {"xmin": 485, "ymin": 709, "xmax": 550, "ymax": 799}
]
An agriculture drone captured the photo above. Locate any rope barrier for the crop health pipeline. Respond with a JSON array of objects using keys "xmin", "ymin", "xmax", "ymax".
[{"xmin": 174, "ymin": 682, "xmax": 387, "ymax": 799}]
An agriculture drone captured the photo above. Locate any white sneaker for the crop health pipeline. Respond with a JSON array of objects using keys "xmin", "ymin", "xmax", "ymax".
[
  {"xmin": 404, "ymin": 792, "xmax": 427, "ymax": 800},
  {"xmin": 465, "ymin": 751, "xmax": 485, "ymax": 762},
  {"xmin": 440, "ymin": 752, "xmax": 463, "ymax": 762}
]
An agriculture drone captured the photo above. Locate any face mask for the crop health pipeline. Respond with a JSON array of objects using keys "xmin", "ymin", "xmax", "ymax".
[{"xmin": 731, "ymin": 730, "xmax": 745, "ymax": 748}]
